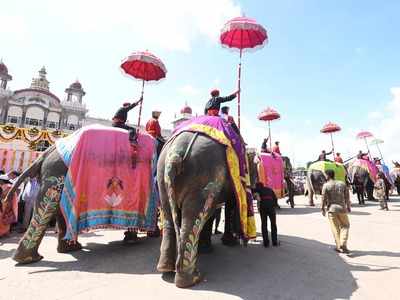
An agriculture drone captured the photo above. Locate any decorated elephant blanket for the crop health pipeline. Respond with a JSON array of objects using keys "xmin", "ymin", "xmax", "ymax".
[
  {"xmin": 350, "ymin": 158, "xmax": 379, "ymax": 183},
  {"xmin": 377, "ymin": 164, "xmax": 393, "ymax": 185},
  {"xmin": 308, "ymin": 161, "xmax": 346, "ymax": 182},
  {"xmin": 172, "ymin": 116, "xmax": 256, "ymax": 239},
  {"xmin": 56, "ymin": 125, "xmax": 158, "ymax": 241},
  {"xmin": 257, "ymin": 153, "xmax": 285, "ymax": 198}
]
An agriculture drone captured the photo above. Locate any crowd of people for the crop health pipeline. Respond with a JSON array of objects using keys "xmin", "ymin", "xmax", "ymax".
[{"xmin": 0, "ymin": 170, "xmax": 40, "ymax": 238}]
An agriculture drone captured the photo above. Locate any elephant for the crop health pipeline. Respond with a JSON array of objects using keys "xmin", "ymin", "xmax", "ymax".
[
  {"xmin": 4, "ymin": 128, "xmax": 159, "ymax": 264},
  {"xmin": 282, "ymin": 156, "xmax": 295, "ymax": 208},
  {"xmin": 156, "ymin": 131, "xmax": 253, "ymax": 288},
  {"xmin": 347, "ymin": 163, "xmax": 375, "ymax": 202},
  {"xmin": 305, "ymin": 161, "xmax": 347, "ymax": 206},
  {"xmin": 305, "ymin": 167, "xmax": 327, "ymax": 206}
]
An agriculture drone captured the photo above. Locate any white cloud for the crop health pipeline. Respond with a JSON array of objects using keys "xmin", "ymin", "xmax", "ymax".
[
  {"xmin": 41, "ymin": 0, "xmax": 241, "ymax": 52},
  {"xmin": 370, "ymin": 87, "xmax": 400, "ymax": 164},
  {"xmin": 178, "ymin": 84, "xmax": 200, "ymax": 96},
  {"xmin": 0, "ymin": 15, "xmax": 29, "ymax": 42},
  {"xmin": 368, "ymin": 111, "xmax": 383, "ymax": 120}
]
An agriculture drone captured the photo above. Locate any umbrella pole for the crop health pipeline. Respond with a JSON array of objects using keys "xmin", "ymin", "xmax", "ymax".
[
  {"xmin": 364, "ymin": 137, "xmax": 371, "ymax": 160},
  {"xmin": 330, "ymin": 133, "xmax": 335, "ymax": 159},
  {"xmin": 137, "ymin": 79, "xmax": 145, "ymax": 129},
  {"xmin": 268, "ymin": 120, "xmax": 272, "ymax": 152},
  {"xmin": 237, "ymin": 49, "xmax": 242, "ymax": 129},
  {"xmin": 377, "ymin": 144, "xmax": 384, "ymax": 164}
]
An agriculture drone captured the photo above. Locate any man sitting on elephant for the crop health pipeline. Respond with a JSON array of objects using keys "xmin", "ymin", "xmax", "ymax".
[
  {"xmin": 318, "ymin": 149, "xmax": 333, "ymax": 161},
  {"xmin": 204, "ymin": 89, "xmax": 239, "ymax": 116},
  {"xmin": 112, "ymin": 97, "xmax": 143, "ymax": 143}
]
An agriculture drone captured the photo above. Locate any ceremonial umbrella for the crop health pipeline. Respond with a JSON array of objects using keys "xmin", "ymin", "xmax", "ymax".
[
  {"xmin": 370, "ymin": 138, "xmax": 385, "ymax": 163},
  {"xmin": 121, "ymin": 51, "xmax": 167, "ymax": 128},
  {"xmin": 220, "ymin": 16, "xmax": 268, "ymax": 129},
  {"xmin": 258, "ymin": 107, "xmax": 280, "ymax": 152},
  {"xmin": 320, "ymin": 122, "xmax": 341, "ymax": 158},
  {"xmin": 356, "ymin": 131, "xmax": 374, "ymax": 159}
]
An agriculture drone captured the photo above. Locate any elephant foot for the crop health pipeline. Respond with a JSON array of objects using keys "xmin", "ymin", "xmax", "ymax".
[
  {"xmin": 123, "ymin": 231, "xmax": 139, "ymax": 244},
  {"xmin": 57, "ymin": 240, "xmax": 83, "ymax": 253},
  {"xmin": 13, "ymin": 251, "xmax": 43, "ymax": 265},
  {"xmin": 221, "ymin": 233, "xmax": 239, "ymax": 247},
  {"xmin": 175, "ymin": 269, "xmax": 203, "ymax": 288},
  {"xmin": 157, "ymin": 261, "xmax": 176, "ymax": 273}
]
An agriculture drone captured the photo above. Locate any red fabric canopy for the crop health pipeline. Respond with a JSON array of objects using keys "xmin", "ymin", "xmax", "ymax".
[
  {"xmin": 320, "ymin": 122, "xmax": 341, "ymax": 134},
  {"xmin": 220, "ymin": 17, "xmax": 268, "ymax": 50},
  {"xmin": 121, "ymin": 51, "xmax": 167, "ymax": 82},
  {"xmin": 258, "ymin": 107, "xmax": 280, "ymax": 122},
  {"xmin": 356, "ymin": 131, "xmax": 373, "ymax": 139}
]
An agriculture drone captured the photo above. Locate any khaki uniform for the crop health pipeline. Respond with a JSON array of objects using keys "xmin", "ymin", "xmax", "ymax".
[
  {"xmin": 322, "ymin": 180, "xmax": 350, "ymax": 249},
  {"xmin": 374, "ymin": 178, "xmax": 388, "ymax": 209}
]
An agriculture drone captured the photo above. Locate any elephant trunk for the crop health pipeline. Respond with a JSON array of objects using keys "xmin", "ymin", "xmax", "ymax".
[{"xmin": 4, "ymin": 145, "xmax": 54, "ymax": 204}]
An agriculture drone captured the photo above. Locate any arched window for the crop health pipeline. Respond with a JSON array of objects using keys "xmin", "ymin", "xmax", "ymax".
[
  {"xmin": 25, "ymin": 106, "xmax": 45, "ymax": 127},
  {"xmin": 46, "ymin": 112, "xmax": 60, "ymax": 129},
  {"xmin": 7, "ymin": 106, "xmax": 23, "ymax": 124}
]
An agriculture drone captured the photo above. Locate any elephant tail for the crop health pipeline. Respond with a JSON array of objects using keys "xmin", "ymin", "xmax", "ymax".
[
  {"xmin": 164, "ymin": 147, "xmax": 184, "ymax": 204},
  {"xmin": 4, "ymin": 145, "xmax": 55, "ymax": 203},
  {"xmin": 163, "ymin": 145, "xmax": 185, "ymax": 238}
]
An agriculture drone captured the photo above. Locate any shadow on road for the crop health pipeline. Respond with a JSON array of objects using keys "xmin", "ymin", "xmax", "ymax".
[
  {"xmin": 193, "ymin": 234, "xmax": 358, "ymax": 300},
  {"xmin": 8, "ymin": 233, "xmax": 361, "ymax": 300}
]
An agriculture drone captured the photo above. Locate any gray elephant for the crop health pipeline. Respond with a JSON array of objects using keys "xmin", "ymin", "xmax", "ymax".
[
  {"xmin": 347, "ymin": 162, "xmax": 376, "ymax": 201},
  {"xmin": 305, "ymin": 161, "xmax": 347, "ymax": 206},
  {"xmin": 156, "ymin": 131, "xmax": 255, "ymax": 288},
  {"xmin": 4, "ymin": 127, "xmax": 158, "ymax": 264}
]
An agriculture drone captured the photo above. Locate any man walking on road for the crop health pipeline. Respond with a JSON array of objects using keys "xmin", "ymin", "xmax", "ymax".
[{"xmin": 321, "ymin": 169, "xmax": 351, "ymax": 253}]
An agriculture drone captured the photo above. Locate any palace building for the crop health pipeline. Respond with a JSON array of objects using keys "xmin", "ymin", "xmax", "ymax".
[{"xmin": 0, "ymin": 61, "xmax": 171, "ymax": 172}]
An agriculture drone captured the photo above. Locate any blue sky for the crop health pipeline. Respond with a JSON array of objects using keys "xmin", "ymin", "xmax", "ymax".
[{"xmin": 1, "ymin": 0, "xmax": 399, "ymax": 166}]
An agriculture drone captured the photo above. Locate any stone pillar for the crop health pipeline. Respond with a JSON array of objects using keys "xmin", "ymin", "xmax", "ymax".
[
  {"xmin": 21, "ymin": 107, "xmax": 27, "ymax": 127},
  {"xmin": 42, "ymin": 110, "xmax": 49, "ymax": 129}
]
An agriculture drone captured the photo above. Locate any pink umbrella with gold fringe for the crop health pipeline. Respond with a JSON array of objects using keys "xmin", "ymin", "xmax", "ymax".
[
  {"xmin": 220, "ymin": 16, "xmax": 268, "ymax": 129},
  {"xmin": 356, "ymin": 131, "xmax": 374, "ymax": 159},
  {"xmin": 120, "ymin": 51, "xmax": 167, "ymax": 128},
  {"xmin": 258, "ymin": 107, "xmax": 280, "ymax": 151},
  {"xmin": 320, "ymin": 122, "xmax": 341, "ymax": 156}
]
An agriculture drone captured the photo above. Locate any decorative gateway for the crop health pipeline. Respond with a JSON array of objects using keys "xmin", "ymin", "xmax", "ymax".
[{"xmin": 0, "ymin": 125, "xmax": 67, "ymax": 173}]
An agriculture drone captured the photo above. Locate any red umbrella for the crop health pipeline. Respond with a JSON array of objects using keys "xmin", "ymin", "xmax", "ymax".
[
  {"xmin": 356, "ymin": 131, "xmax": 374, "ymax": 159},
  {"xmin": 121, "ymin": 51, "xmax": 167, "ymax": 128},
  {"xmin": 258, "ymin": 107, "xmax": 280, "ymax": 151},
  {"xmin": 320, "ymin": 122, "xmax": 341, "ymax": 156},
  {"xmin": 220, "ymin": 16, "xmax": 268, "ymax": 129}
]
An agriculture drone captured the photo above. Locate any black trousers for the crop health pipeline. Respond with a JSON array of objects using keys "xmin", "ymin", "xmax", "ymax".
[
  {"xmin": 259, "ymin": 201, "xmax": 277, "ymax": 246},
  {"xmin": 112, "ymin": 123, "xmax": 137, "ymax": 141},
  {"xmin": 214, "ymin": 208, "xmax": 222, "ymax": 232}
]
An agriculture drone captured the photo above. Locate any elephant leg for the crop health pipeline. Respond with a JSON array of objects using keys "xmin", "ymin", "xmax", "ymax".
[
  {"xmin": 198, "ymin": 216, "xmax": 213, "ymax": 254},
  {"xmin": 174, "ymin": 184, "xmax": 219, "ymax": 288},
  {"xmin": 13, "ymin": 176, "xmax": 64, "ymax": 264},
  {"xmin": 157, "ymin": 186, "xmax": 177, "ymax": 273},
  {"xmin": 308, "ymin": 189, "xmax": 315, "ymax": 206},
  {"xmin": 56, "ymin": 210, "xmax": 82, "ymax": 253}
]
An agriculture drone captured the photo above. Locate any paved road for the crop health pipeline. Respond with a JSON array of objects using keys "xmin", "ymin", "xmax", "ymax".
[{"xmin": 1, "ymin": 195, "xmax": 399, "ymax": 300}]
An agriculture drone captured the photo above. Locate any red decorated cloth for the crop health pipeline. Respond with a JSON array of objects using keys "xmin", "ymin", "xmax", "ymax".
[
  {"xmin": 207, "ymin": 109, "xmax": 220, "ymax": 117},
  {"xmin": 272, "ymin": 145, "xmax": 281, "ymax": 155},
  {"xmin": 145, "ymin": 118, "xmax": 161, "ymax": 138}
]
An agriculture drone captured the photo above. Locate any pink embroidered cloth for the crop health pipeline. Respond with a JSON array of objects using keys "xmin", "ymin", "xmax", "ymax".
[
  {"xmin": 257, "ymin": 153, "xmax": 285, "ymax": 198},
  {"xmin": 57, "ymin": 125, "xmax": 158, "ymax": 241},
  {"xmin": 352, "ymin": 158, "xmax": 379, "ymax": 183}
]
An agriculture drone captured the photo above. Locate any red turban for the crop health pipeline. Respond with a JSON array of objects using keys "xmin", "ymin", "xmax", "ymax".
[{"xmin": 210, "ymin": 89, "xmax": 220, "ymax": 97}]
